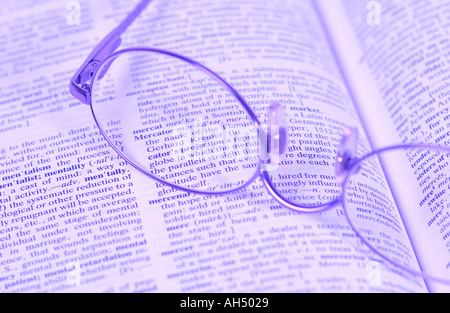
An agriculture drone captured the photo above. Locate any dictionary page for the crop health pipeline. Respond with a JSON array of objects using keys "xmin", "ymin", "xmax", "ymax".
[
  {"xmin": 317, "ymin": 0, "xmax": 450, "ymax": 291},
  {"xmin": 0, "ymin": 0, "xmax": 425, "ymax": 293}
]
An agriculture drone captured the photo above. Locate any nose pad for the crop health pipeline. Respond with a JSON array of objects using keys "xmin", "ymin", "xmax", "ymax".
[
  {"xmin": 336, "ymin": 127, "xmax": 360, "ymax": 186},
  {"xmin": 267, "ymin": 102, "xmax": 288, "ymax": 165},
  {"xmin": 97, "ymin": 59, "xmax": 114, "ymax": 81}
]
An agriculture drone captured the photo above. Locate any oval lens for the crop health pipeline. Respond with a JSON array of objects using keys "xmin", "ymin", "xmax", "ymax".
[
  {"xmin": 90, "ymin": 49, "xmax": 260, "ymax": 193},
  {"xmin": 343, "ymin": 145, "xmax": 450, "ymax": 285}
]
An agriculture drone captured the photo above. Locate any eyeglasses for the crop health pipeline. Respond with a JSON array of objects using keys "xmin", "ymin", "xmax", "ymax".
[{"xmin": 70, "ymin": 0, "xmax": 450, "ymax": 287}]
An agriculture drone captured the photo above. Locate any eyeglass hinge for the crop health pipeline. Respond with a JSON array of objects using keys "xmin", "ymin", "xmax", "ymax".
[
  {"xmin": 78, "ymin": 60, "xmax": 100, "ymax": 86},
  {"xmin": 81, "ymin": 83, "xmax": 91, "ymax": 92}
]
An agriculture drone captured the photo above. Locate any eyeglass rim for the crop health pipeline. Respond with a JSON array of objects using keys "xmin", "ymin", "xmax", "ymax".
[
  {"xmin": 88, "ymin": 47, "xmax": 265, "ymax": 195},
  {"xmin": 84, "ymin": 46, "xmax": 450, "ymax": 284},
  {"xmin": 259, "ymin": 169, "xmax": 341, "ymax": 212},
  {"xmin": 341, "ymin": 142, "xmax": 450, "ymax": 286}
]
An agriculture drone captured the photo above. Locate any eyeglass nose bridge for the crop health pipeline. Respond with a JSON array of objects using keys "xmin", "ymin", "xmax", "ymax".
[{"xmin": 336, "ymin": 127, "xmax": 360, "ymax": 186}]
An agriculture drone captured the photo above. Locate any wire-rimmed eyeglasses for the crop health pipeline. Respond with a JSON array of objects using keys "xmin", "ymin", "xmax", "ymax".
[{"xmin": 70, "ymin": 0, "xmax": 450, "ymax": 287}]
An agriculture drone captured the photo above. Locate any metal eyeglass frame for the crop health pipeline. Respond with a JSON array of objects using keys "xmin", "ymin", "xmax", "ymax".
[{"xmin": 69, "ymin": 0, "xmax": 450, "ymax": 286}]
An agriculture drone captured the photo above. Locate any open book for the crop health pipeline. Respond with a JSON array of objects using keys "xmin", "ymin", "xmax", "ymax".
[{"xmin": 0, "ymin": 0, "xmax": 449, "ymax": 293}]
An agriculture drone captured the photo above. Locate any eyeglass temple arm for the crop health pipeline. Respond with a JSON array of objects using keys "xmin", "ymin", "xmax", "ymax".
[{"xmin": 70, "ymin": 0, "xmax": 152, "ymax": 105}]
